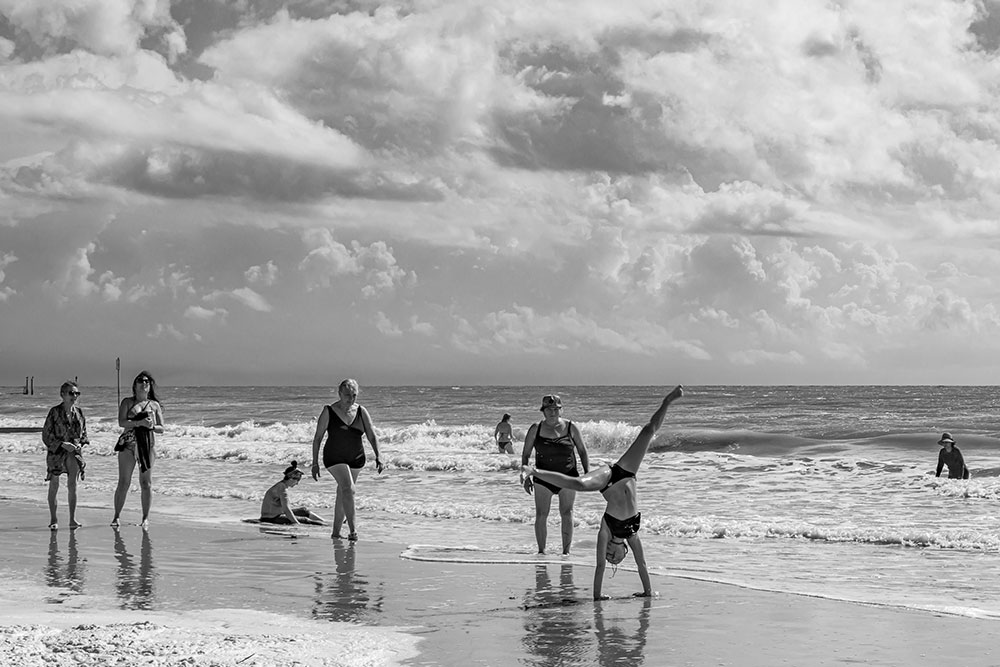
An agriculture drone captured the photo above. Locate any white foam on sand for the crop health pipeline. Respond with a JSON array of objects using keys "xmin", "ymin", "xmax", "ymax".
[{"xmin": 0, "ymin": 580, "xmax": 420, "ymax": 667}]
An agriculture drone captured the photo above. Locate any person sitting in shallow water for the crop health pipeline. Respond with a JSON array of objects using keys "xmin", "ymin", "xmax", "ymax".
[
  {"xmin": 522, "ymin": 385, "xmax": 683, "ymax": 600},
  {"xmin": 260, "ymin": 461, "xmax": 326, "ymax": 525},
  {"xmin": 935, "ymin": 432, "xmax": 970, "ymax": 480}
]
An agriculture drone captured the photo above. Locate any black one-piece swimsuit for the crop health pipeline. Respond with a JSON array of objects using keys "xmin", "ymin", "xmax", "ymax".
[{"xmin": 322, "ymin": 406, "xmax": 366, "ymax": 469}]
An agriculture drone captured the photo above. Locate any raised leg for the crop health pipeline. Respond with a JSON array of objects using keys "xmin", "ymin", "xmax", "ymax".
[{"xmin": 616, "ymin": 385, "xmax": 683, "ymax": 473}]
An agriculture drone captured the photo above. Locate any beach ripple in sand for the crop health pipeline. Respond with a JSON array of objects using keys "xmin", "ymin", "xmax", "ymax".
[{"xmin": 1, "ymin": 612, "xmax": 418, "ymax": 667}]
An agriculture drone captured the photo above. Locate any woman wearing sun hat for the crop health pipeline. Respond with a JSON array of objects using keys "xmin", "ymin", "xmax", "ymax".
[
  {"xmin": 935, "ymin": 432, "xmax": 970, "ymax": 479},
  {"xmin": 520, "ymin": 393, "xmax": 590, "ymax": 555},
  {"xmin": 523, "ymin": 386, "xmax": 683, "ymax": 600}
]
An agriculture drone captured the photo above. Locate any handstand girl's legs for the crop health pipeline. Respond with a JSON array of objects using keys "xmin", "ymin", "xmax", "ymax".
[{"xmin": 615, "ymin": 385, "xmax": 683, "ymax": 473}]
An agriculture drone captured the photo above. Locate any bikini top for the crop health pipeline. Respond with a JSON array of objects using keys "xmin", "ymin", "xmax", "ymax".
[{"xmin": 601, "ymin": 463, "xmax": 636, "ymax": 493}]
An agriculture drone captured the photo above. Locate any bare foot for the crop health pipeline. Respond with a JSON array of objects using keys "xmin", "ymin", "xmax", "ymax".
[
  {"xmin": 110, "ymin": 518, "xmax": 120, "ymax": 527},
  {"xmin": 666, "ymin": 385, "xmax": 684, "ymax": 403},
  {"xmin": 70, "ymin": 522, "xmax": 82, "ymax": 529}
]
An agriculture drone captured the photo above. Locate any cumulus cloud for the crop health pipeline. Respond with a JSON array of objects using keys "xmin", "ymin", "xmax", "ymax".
[
  {"xmin": 245, "ymin": 261, "xmax": 279, "ymax": 286},
  {"xmin": 42, "ymin": 243, "xmax": 98, "ymax": 302},
  {"xmin": 299, "ymin": 228, "xmax": 410, "ymax": 297},
  {"xmin": 0, "ymin": 0, "xmax": 186, "ymax": 60},
  {"xmin": 0, "ymin": 252, "xmax": 15, "ymax": 301},
  {"xmin": 185, "ymin": 305, "xmax": 228, "ymax": 322},
  {"xmin": 205, "ymin": 287, "xmax": 271, "ymax": 313},
  {"xmin": 375, "ymin": 311, "xmax": 402, "ymax": 337},
  {"xmin": 6, "ymin": 1, "xmax": 1000, "ymax": 383}
]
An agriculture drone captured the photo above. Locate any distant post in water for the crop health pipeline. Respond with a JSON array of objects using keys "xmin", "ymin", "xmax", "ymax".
[
  {"xmin": 116, "ymin": 357, "xmax": 121, "ymax": 407},
  {"xmin": 23, "ymin": 376, "xmax": 28, "ymax": 394},
  {"xmin": 30, "ymin": 376, "xmax": 33, "ymax": 395}
]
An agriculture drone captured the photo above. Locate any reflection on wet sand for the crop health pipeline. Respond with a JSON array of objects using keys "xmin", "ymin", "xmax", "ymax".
[
  {"xmin": 312, "ymin": 541, "xmax": 384, "ymax": 624},
  {"xmin": 45, "ymin": 530, "xmax": 84, "ymax": 594},
  {"xmin": 113, "ymin": 527, "xmax": 156, "ymax": 609},
  {"xmin": 594, "ymin": 596, "xmax": 652, "ymax": 666},
  {"xmin": 521, "ymin": 564, "xmax": 590, "ymax": 663}
]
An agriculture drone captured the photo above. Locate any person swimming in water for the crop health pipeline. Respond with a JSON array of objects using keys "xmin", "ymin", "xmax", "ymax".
[
  {"xmin": 521, "ymin": 385, "xmax": 683, "ymax": 600},
  {"xmin": 935, "ymin": 432, "xmax": 970, "ymax": 480},
  {"xmin": 260, "ymin": 461, "xmax": 326, "ymax": 525}
]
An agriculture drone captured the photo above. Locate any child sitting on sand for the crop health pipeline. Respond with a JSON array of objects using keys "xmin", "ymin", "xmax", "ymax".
[
  {"xmin": 260, "ymin": 461, "xmax": 326, "ymax": 525},
  {"xmin": 521, "ymin": 385, "xmax": 683, "ymax": 600}
]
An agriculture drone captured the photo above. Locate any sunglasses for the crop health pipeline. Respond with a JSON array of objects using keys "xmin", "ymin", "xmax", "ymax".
[
  {"xmin": 137, "ymin": 378, "xmax": 151, "ymax": 384},
  {"xmin": 66, "ymin": 391, "xmax": 81, "ymax": 397}
]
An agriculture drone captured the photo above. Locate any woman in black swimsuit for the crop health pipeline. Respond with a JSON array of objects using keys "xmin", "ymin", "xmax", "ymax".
[
  {"xmin": 522, "ymin": 385, "xmax": 683, "ymax": 599},
  {"xmin": 311, "ymin": 379, "xmax": 382, "ymax": 540},
  {"xmin": 521, "ymin": 394, "xmax": 590, "ymax": 555}
]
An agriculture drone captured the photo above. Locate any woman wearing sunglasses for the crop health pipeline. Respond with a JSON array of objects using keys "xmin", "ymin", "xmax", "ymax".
[
  {"xmin": 111, "ymin": 371, "xmax": 164, "ymax": 528},
  {"xmin": 42, "ymin": 380, "xmax": 89, "ymax": 530}
]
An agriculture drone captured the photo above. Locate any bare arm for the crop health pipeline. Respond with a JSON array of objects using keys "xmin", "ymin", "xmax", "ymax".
[
  {"xmin": 628, "ymin": 535, "xmax": 652, "ymax": 597},
  {"xmin": 118, "ymin": 398, "xmax": 134, "ymax": 429},
  {"xmin": 594, "ymin": 523, "xmax": 611, "ymax": 600},
  {"xmin": 571, "ymin": 422, "xmax": 589, "ymax": 473},
  {"xmin": 521, "ymin": 424, "xmax": 538, "ymax": 467},
  {"xmin": 360, "ymin": 406, "xmax": 383, "ymax": 473},
  {"xmin": 150, "ymin": 402, "xmax": 164, "ymax": 435},
  {"xmin": 311, "ymin": 407, "xmax": 329, "ymax": 480},
  {"xmin": 279, "ymin": 487, "xmax": 300, "ymax": 524}
]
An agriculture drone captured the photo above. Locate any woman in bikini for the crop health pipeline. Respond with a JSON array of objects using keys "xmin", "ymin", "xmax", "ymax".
[
  {"xmin": 260, "ymin": 461, "xmax": 326, "ymax": 525},
  {"xmin": 311, "ymin": 379, "xmax": 383, "ymax": 540},
  {"xmin": 111, "ymin": 371, "xmax": 164, "ymax": 528},
  {"xmin": 521, "ymin": 394, "xmax": 590, "ymax": 555},
  {"xmin": 522, "ymin": 385, "xmax": 683, "ymax": 600}
]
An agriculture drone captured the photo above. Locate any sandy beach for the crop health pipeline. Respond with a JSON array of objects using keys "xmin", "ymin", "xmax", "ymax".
[{"xmin": 0, "ymin": 498, "xmax": 996, "ymax": 666}]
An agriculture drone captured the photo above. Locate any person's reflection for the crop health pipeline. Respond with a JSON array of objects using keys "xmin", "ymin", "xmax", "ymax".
[
  {"xmin": 594, "ymin": 595, "xmax": 652, "ymax": 666},
  {"xmin": 113, "ymin": 526, "xmax": 156, "ymax": 609},
  {"xmin": 311, "ymin": 542, "xmax": 383, "ymax": 623},
  {"xmin": 45, "ymin": 530, "xmax": 84, "ymax": 593},
  {"xmin": 521, "ymin": 564, "xmax": 589, "ymax": 663}
]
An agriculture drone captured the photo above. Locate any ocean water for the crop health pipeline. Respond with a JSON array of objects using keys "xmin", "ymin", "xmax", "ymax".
[{"xmin": 4, "ymin": 384, "xmax": 1000, "ymax": 619}]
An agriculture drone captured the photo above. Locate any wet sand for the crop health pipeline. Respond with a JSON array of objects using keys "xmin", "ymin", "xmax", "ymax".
[{"xmin": 1, "ymin": 499, "xmax": 998, "ymax": 666}]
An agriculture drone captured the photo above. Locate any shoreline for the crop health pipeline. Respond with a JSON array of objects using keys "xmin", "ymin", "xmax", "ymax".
[{"xmin": 2, "ymin": 500, "xmax": 1000, "ymax": 665}]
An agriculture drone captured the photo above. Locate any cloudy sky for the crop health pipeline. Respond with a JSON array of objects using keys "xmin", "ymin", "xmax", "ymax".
[{"xmin": 3, "ymin": 0, "xmax": 1000, "ymax": 387}]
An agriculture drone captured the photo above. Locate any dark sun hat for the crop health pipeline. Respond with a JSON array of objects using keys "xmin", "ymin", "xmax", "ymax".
[
  {"xmin": 938, "ymin": 432, "xmax": 956, "ymax": 445},
  {"xmin": 540, "ymin": 395, "xmax": 562, "ymax": 411}
]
